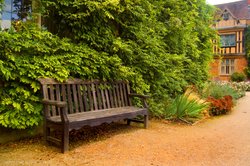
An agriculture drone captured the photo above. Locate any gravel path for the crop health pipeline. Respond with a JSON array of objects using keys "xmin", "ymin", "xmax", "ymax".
[{"xmin": 1, "ymin": 92, "xmax": 250, "ymax": 166}]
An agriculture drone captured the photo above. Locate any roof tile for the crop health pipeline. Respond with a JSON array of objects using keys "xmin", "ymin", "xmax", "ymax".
[{"xmin": 216, "ymin": 0, "xmax": 250, "ymax": 19}]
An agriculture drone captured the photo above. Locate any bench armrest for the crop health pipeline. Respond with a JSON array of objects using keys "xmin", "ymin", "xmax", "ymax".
[
  {"xmin": 128, "ymin": 93, "xmax": 150, "ymax": 99},
  {"xmin": 128, "ymin": 93, "xmax": 150, "ymax": 108},
  {"xmin": 42, "ymin": 99, "xmax": 69, "ymax": 123},
  {"xmin": 42, "ymin": 99, "xmax": 67, "ymax": 107}
]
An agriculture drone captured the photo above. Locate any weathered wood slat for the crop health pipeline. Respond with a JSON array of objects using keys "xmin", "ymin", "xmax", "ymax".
[
  {"xmin": 61, "ymin": 85, "xmax": 68, "ymax": 113},
  {"xmin": 108, "ymin": 86, "xmax": 114, "ymax": 108},
  {"xmin": 116, "ymin": 83, "xmax": 121, "ymax": 107},
  {"xmin": 67, "ymin": 84, "xmax": 74, "ymax": 114},
  {"xmin": 105, "ymin": 87, "xmax": 110, "ymax": 109},
  {"xmin": 82, "ymin": 85, "xmax": 88, "ymax": 112},
  {"xmin": 72, "ymin": 84, "xmax": 79, "ymax": 113},
  {"xmin": 100, "ymin": 86, "xmax": 106, "ymax": 109},
  {"xmin": 55, "ymin": 85, "xmax": 60, "ymax": 101},
  {"xmin": 39, "ymin": 78, "xmax": 127, "ymax": 85},
  {"xmin": 92, "ymin": 83, "xmax": 98, "ymax": 110},
  {"xmin": 126, "ymin": 119, "xmax": 144, "ymax": 123},
  {"xmin": 49, "ymin": 84, "xmax": 56, "ymax": 116},
  {"xmin": 119, "ymin": 83, "xmax": 125, "ymax": 107},
  {"xmin": 112, "ymin": 83, "xmax": 118, "ymax": 107},
  {"xmin": 42, "ymin": 85, "xmax": 49, "ymax": 99},
  {"xmin": 87, "ymin": 84, "xmax": 93, "ymax": 111},
  {"xmin": 96, "ymin": 83, "xmax": 102, "ymax": 109},
  {"xmin": 49, "ymin": 107, "xmax": 147, "ymax": 122},
  {"xmin": 47, "ymin": 136, "xmax": 61, "ymax": 145},
  {"xmin": 123, "ymin": 83, "xmax": 128, "ymax": 106},
  {"xmin": 127, "ymin": 84, "xmax": 132, "ymax": 106},
  {"xmin": 77, "ymin": 85, "xmax": 84, "ymax": 113},
  {"xmin": 55, "ymin": 84, "xmax": 61, "ymax": 115},
  {"xmin": 39, "ymin": 78, "xmax": 97, "ymax": 85}
]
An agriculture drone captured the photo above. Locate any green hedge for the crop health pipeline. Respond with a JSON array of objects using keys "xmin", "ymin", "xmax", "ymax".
[
  {"xmin": 0, "ymin": 23, "xmax": 145, "ymax": 129},
  {"xmin": 42, "ymin": 0, "xmax": 215, "ymax": 116},
  {"xmin": 0, "ymin": 0, "xmax": 216, "ymax": 129}
]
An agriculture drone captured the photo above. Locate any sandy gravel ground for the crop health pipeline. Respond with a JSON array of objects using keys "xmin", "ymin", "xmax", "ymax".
[{"xmin": 1, "ymin": 93, "xmax": 250, "ymax": 166}]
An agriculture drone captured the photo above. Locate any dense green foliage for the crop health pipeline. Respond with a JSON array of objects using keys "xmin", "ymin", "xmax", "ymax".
[
  {"xmin": 165, "ymin": 93, "xmax": 208, "ymax": 123},
  {"xmin": 42, "ymin": 0, "xmax": 215, "ymax": 116},
  {"xmin": 0, "ymin": 23, "xmax": 139, "ymax": 129},
  {"xmin": 0, "ymin": 0, "xmax": 215, "ymax": 129},
  {"xmin": 230, "ymin": 72, "xmax": 246, "ymax": 82}
]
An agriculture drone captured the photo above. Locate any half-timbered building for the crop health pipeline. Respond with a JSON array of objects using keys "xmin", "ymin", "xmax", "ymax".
[{"xmin": 210, "ymin": 0, "xmax": 250, "ymax": 81}]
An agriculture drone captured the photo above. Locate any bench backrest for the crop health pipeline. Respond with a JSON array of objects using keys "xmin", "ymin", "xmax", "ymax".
[{"xmin": 39, "ymin": 78, "xmax": 132, "ymax": 117}]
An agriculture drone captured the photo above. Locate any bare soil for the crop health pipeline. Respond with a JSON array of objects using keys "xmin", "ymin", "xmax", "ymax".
[{"xmin": 1, "ymin": 93, "xmax": 250, "ymax": 166}]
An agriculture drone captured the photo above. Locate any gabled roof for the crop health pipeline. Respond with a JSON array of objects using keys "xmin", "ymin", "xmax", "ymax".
[{"xmin": 216, "ymin": 0, "xmax": 250, "ymax": 19}]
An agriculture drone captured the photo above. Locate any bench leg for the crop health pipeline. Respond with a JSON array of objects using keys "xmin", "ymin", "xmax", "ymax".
[
  {"xmin": 61, "ymin": 126, "xmax": 69, "ymax": 153},
  {"xmin": 127, "ymin": 115, "xmax": 148, "ymax": 129},
  {"xmin": 127, "ymin": 119, "xmax": 131, "ymax": 126},
  {"xmin": 44, "ymin": 122, "xmax": 50, "ymax": 144},
  {"xmin": 144, "ymin": 115, "xmax": 148, "ymax": 129}
]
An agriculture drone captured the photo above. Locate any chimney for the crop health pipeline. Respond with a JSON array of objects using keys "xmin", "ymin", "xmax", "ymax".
[{"xmin": 248, "ymin": 0, "xmax": 250, "ymax": 5}]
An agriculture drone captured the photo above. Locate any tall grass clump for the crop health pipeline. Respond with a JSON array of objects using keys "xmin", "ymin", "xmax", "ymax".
[{"xmin": 165, "ymin": 93, "xmax": 208, "ymax": 124}]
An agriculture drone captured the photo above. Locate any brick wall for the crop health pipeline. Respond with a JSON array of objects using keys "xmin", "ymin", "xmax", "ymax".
[
  {"xmin": 209, "ymin": 56, "xmax": 248, "ymax": 81},
  {"xmin": 236, "ymin": 56, "xmax": 248, "ymax": 72}
]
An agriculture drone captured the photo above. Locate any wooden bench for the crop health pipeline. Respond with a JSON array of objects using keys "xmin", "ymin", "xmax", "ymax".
[{"xmin": 38, "ymin": 78, "xmax": 149, "ymax": 153}]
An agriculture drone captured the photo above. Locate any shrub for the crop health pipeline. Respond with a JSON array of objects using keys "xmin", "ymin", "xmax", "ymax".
[
  {"xmin": 230, "ymin": 72, "xmax": 246, "ymax": 82},
  {"xmin": 202, "ymin": 82, "xmax": 241, "ymax": 101},
  {"xmin": 245, "ymin": 82, "xmax": 250, "ymax": 91},
  {"xmin": 165, "ymin": 93, "xmax": 208, "ymax": 123},
  {"xmin": 228, "ymin": 82, "xmax": 247, "ymax": 97},
  {"xmin": 207, "ymin": 95, "xmax": 233, "ymax": 115},
  {"xmin": 244, "ymin": 67, "xmax": 250, "ymax": 79}
]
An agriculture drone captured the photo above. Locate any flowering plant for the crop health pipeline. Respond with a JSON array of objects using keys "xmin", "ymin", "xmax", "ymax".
[{"xmin": 207, "ymin": 95, "xmax": 233, "ymax": 115}]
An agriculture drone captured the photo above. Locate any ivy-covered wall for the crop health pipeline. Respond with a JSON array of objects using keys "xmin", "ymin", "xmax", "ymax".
[{"xmin": 0, "ymin": 0, "xmax": 216, "ymax": 129}]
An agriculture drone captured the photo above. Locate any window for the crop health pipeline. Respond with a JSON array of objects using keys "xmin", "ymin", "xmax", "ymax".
[
  {"xmin": 0, "ymin": 0, "xmax": 32, "ymax": 29},
  {"xmin": 220, "ymin": 34, "xmax": 236, "ymax": 47},
  {"xmin": 222, "ymin": 12, "xmax": 229, "ymax": 21},
  {"xmin": 221, "ymin": 59, "xmax": 235, "ymax": 75}
]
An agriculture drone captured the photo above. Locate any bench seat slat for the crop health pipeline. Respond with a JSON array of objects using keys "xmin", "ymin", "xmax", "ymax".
[{"xmin": 48, "ymin": 106, "xmax": 146, "ymax": 123}]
